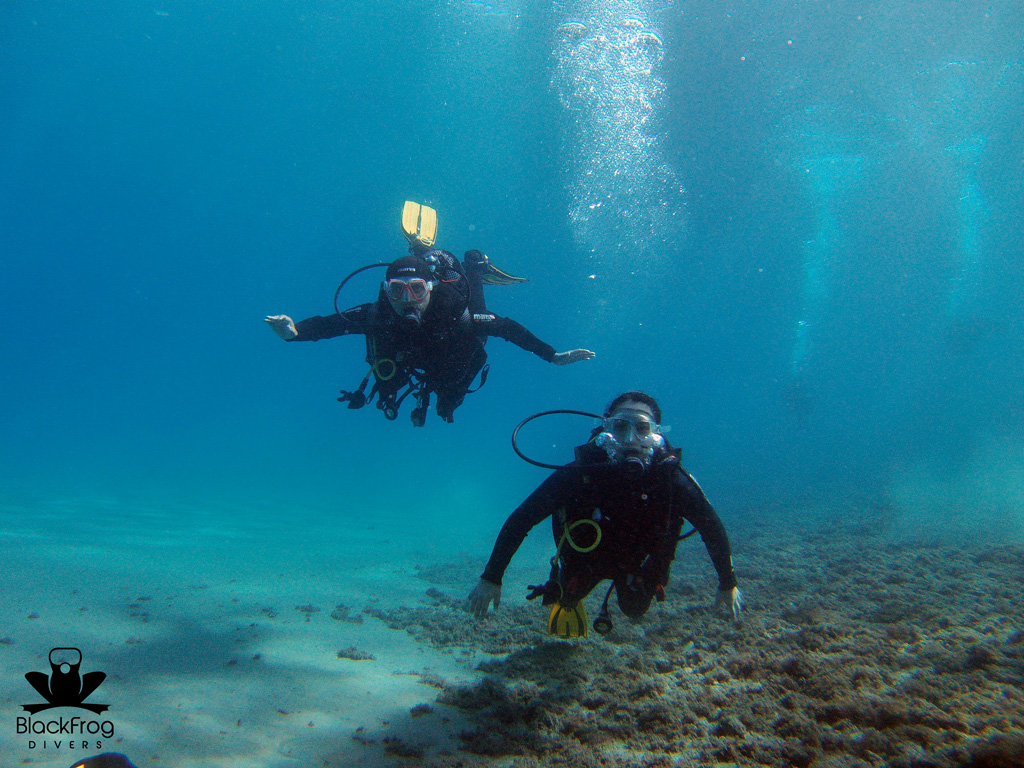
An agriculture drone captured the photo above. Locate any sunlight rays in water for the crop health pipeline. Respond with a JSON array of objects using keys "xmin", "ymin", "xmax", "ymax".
[
  {"xmin": 900, "ymin": 60, "xmax": 1022, "ymax": 325},
  {"xmin": 776, "ymin": 105, "xmax": 884, "ymax": 380}
]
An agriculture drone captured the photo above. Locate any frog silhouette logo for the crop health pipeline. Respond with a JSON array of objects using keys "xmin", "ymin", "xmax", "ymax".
[{"xmin": 23, "ymin": 648, "xmax": 109, "ymax": 714}]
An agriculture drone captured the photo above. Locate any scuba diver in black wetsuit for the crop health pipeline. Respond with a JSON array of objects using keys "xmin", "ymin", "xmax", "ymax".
[
  {"xmin": 265, "ymin": 202, "xmax": 594, "ymax": 426},
  {"xmin": 468, "ymin": 391, "xmax": 742, "ymax": 638}
]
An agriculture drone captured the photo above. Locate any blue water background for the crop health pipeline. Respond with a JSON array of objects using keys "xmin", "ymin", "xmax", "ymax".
[{"xmin": 2, "ymin": 0, "xmax": 1022, "ymax": 539}]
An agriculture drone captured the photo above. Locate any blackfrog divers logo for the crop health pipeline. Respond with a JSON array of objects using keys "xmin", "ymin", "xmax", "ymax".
[
  {"xmin": 17, "ymin": 647, "xmax": 115, "ymax": 750},
  {"xmin": 25, "ymin": 647, "xmax": 108, "ymax": 714}
]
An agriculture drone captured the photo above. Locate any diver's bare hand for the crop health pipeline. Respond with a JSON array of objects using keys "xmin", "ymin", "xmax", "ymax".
[
  {"xmin": 468, "ymin": 578, "xmax": 502, "ymax": 619},
  {"xmin": 265, "ymin": 315, "xmax": 297, "ymax": 340},
  {"xmin": 553, "ymin": 349, "xmax": 596, "ymax": 366},
  {"xmin": 716, "ymin": 586, "xmax": 743, "ymax": 622}
]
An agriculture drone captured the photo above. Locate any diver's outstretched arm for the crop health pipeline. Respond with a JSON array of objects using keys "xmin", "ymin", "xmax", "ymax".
[{"xmin": 266, "ymin": 304, "xmax": 376, "ymax": 342}]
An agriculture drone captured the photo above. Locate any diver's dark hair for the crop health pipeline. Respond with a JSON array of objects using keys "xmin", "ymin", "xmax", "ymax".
[{"xmin": 604, "ymin": 391, "xmax": 662, "ymax": 424}]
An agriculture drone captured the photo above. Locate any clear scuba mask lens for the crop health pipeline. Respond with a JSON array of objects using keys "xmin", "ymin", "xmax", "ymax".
[
  {"xmin": 604, "ymin": 414, "xmax": 658, "ymax": 442},
  {"xmin": 604, "ymin": 417, "xmax": 653, "ymax": 441},
  {"xmin": 384, "ymin": 278, "xmax": 432, "ymax": 302}
]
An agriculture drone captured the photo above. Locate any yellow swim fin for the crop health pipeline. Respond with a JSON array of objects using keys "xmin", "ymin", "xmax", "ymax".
[
  {"xmin": 548, "ymin": 600, "xmax": 588, "ymax": 638},
  {"xmin": 402, "ymin": 200, "xmax": 437, "ymax": 249}
]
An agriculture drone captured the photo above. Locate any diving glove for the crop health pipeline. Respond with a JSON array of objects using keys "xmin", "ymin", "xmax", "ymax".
[
  {"xmin": 337, "ymin": 390, "xmax": 367, "ymax": 409},
  {"xmin": 716, "ymin": 586, "xmax": 743, "ymax": 622},
  {"xmin": 468, "ymin": 579, "xmax": 502, "ymax": 618}
]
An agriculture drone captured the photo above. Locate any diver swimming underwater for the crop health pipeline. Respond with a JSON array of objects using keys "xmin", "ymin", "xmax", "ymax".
[
  {"xmin": 469, "ymin": 391, "xmax": 742, "ymax": 638},
  {"xmin": 266, "ymin": 201, "xmax": 595, "ymax": 425}
]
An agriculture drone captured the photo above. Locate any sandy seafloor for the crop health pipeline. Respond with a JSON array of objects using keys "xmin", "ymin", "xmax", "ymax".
[{"xmin": 2, "ymin": 496, "xmax": 1022, "ymax": 768}]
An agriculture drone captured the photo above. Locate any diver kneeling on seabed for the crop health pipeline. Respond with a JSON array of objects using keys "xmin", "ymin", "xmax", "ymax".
[{"xmin": 468, "ymin": 391, "xmax": 742, "ymax": 638}]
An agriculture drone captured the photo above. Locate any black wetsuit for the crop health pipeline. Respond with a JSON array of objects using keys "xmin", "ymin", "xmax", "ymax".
[
  {"xmin": 289, "ymin": 281, "xmax": 556, "ymax": 422},
  {"xmin": 481, "ymin": 443, "xmax": 738, "ymax": 618}
]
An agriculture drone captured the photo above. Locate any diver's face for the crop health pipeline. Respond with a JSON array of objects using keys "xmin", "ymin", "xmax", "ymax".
[
  {"xmin": 600, "ymin": 399, "xmax": 663, "ymax": 466},
  {"xmin": 388, "ymin": 292, "xmax": 430, "ymax": 316}
]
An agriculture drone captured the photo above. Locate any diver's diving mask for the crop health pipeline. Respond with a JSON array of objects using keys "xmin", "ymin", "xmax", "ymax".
[
  {"xmin": 605, "ymin": 414, "xmax": 658, "ymax": 441},
  {"xmin": 384, "ymin": 277, "xmax": 434, "ymax": 302},
  {"xmin": 595, "ymin": 411, "xmax": 665, "ymax": 467}
]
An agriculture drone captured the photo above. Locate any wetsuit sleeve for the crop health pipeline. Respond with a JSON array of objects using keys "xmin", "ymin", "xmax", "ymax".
[
  {"xmin": 673, "ymin": 470, "xmax": 738, "ymax": 591},
  {"xmin": 290, "ymin": 304, "xmax": 374, "ymax": 341},
  {"xmin": 474, "ymin": 315, "xmax": 557, "ymax": 362},
  {"xmin": 481, "ymin": 471, "xmax": 566, "ymax": 585}
]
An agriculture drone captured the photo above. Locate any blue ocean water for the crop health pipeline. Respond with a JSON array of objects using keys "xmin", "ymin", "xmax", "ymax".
[
  {"xmin": 3, "ymin": 0, "xmax": 1021, "ymax": 527},
  {"xmin": 2, "ymin": 1, "xmax": 1023, "ymax": 764}
]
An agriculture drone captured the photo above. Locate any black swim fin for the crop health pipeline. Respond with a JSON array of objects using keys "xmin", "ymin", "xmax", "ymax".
[
  {"xmin": 479, "ymin": 261, "xmax": 528, "ymax": 285},
  {"xmin": 465, "ymin": 249, "xmax": 528, "ymax": 285}
]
